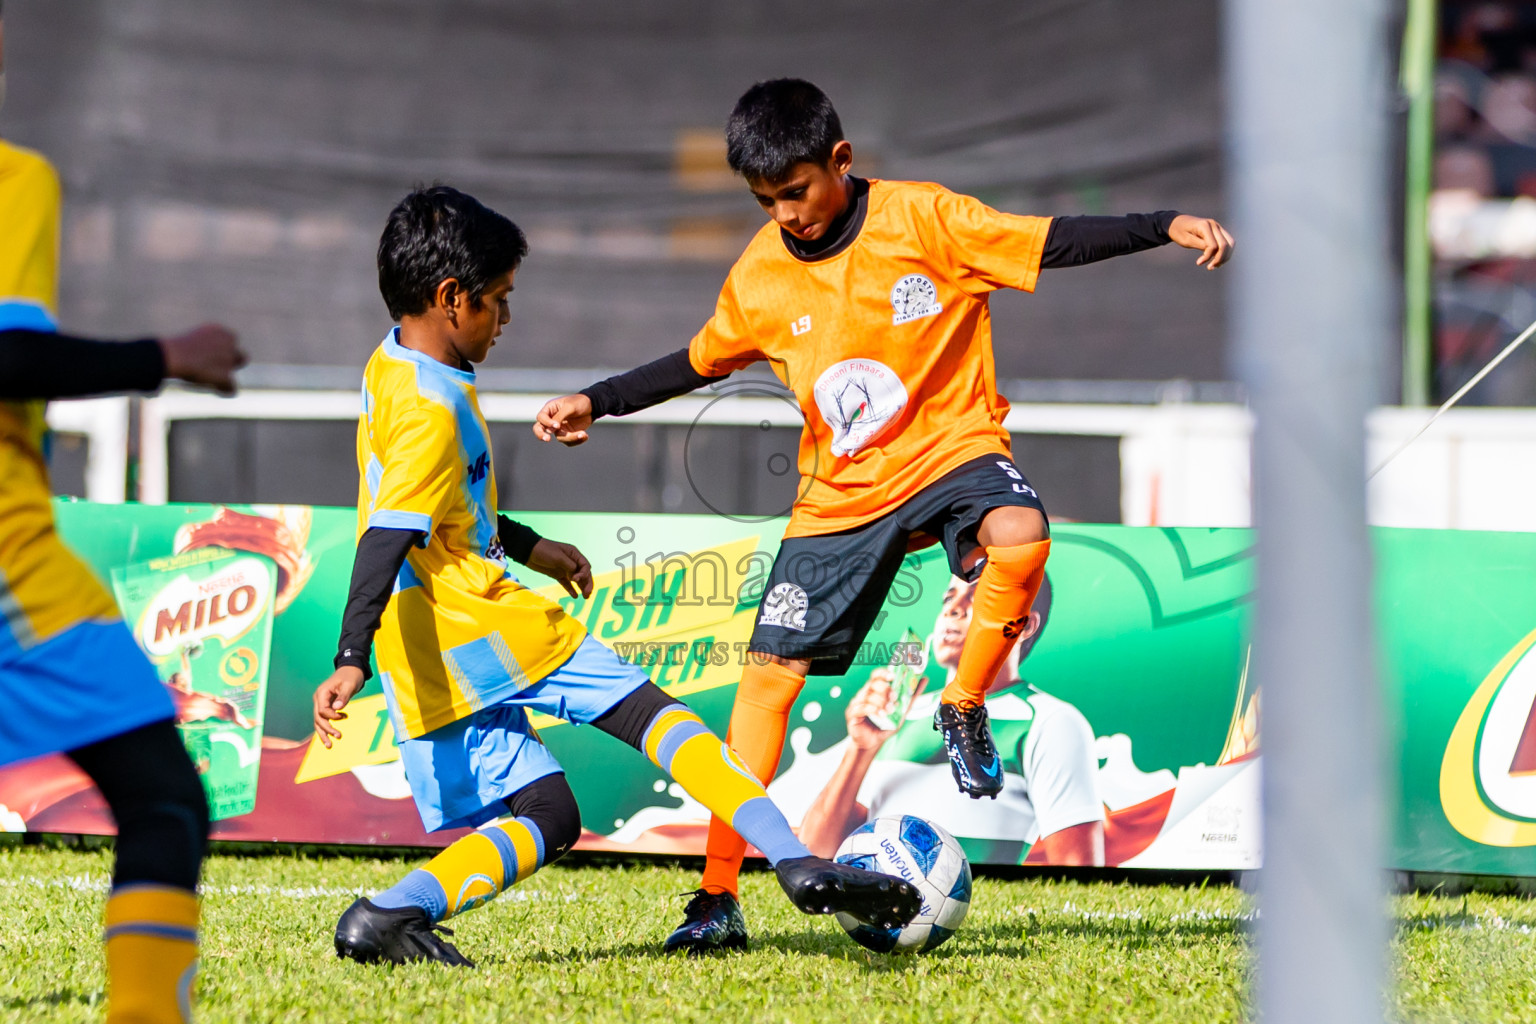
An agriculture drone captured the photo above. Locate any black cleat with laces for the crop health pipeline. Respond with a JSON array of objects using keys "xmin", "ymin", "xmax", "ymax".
[
  {"xmin": 334, "ymin": 898, "xmax": 476, "ymax": 967},
  {"xmin": 662, "ymin": 889, "xmax": 749, "ymax": 954},
  {"xmin": 935, "ymin": 701, "xmax": 1004, "ymax": 799},
  {"xmin": 773, "ymin": 855, "xmax": 922, "ymax": 930}
]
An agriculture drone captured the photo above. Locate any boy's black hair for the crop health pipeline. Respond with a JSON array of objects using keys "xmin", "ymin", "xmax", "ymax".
[
  {"xmin": 377, "ymin": 186, "xmax": 528, "ymax": 321},
  {"xmin": 725, "ymin": 78, "xmax": 845, "ymax": 183}
]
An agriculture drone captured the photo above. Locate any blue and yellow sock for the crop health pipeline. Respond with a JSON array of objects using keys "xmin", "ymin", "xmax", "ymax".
[
  {"xmin": 103, "ymin": 884, "xmax": 199, "ymax": 1024},
  {"xmin": 372, "ymin": 816, "xmax": 545, "ymax": 923},
  {"xmin": 642, "ymin": 703, "xmax": 812, "ymax": 865}
]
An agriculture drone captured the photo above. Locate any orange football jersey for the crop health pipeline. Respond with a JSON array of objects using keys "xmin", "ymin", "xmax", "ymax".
[{"xmin": 688, "ymin": 178, "xmax": 1051, "ymax": 537}]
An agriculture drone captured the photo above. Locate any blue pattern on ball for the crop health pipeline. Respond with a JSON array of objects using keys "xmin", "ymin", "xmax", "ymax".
[
  {"xmin": 899, "ymin": 816, "xmax": 942, "ymax": 875},
  {"xmin": 846, "ymin": 923, "xmax": 902, "ymax": 953},
  {"xmin": 837, "ymin": 853, "xmax": 880, "ymax": 873},
  {"xmin": 947, "ymin": 865, "xmax": 972, "ymax": 904}
]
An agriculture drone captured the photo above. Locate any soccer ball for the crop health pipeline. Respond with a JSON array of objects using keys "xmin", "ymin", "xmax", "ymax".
[{"xmin": 833, "ymin": 815, "xmax": 971, "ymax": 953}]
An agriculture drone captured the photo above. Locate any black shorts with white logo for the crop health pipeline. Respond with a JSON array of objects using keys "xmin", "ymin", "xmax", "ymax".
[{"xmin": 749, "ymin": 454, "xmax": 1047, "ymax": 675}]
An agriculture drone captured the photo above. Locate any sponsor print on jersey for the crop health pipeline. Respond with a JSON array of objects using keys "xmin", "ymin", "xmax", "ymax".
[
  {"xmin": 812, "ymin": 358, "xmax": 910, "ymax": 458},
  {"xmin": 758, "ymin": 582, "xmax": 809, "ymax": 631},
  {"xmin": 890, "ymin": 273, "xmax": 943, "ymax": 326}
]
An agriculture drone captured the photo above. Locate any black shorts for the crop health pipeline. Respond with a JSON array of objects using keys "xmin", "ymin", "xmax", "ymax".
[{"xmin": 749, "ymin": 454, "xmax": 1047, "ymax": 675}]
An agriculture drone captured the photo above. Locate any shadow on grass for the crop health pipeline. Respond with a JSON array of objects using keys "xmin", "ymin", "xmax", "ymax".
[
  {"xmin": 965, "ymin": 915, "xmax": 1246, "ymax": 953},
  {"xmin": 511, "ymin": 929, "xmax": 894, "ymax": 967},
  {"xmin": 514, "ymin": 912, "xmax": 1249, "ymax": 969},
  {"xmin": 1, "ymin": 989, "xmax": 95, "ymax": 1011}
]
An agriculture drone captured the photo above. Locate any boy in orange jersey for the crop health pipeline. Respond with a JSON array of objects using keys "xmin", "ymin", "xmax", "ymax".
[{"xmin": 534, "ymin": 78, "xmax": 1233, "ymax": 953}]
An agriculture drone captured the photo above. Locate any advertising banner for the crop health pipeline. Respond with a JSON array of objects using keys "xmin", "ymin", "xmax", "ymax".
[
  {"xmin": 0, "ymin": 502, "xmax": 1256, "ymax": 869},
  {"xmin": 111, "ymin": 546, "xmax": 277, "ymax": 820},
  {"xmin": 1378, "ymin": 529, "xmax": 1536, "ymax": 876},
  {"xmin": 3, "ymin": 500, "xmax": 1532, "ymax": 876}
]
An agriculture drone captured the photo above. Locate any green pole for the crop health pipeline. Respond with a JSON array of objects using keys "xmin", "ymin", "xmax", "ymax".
[{"xmin": 1401, "ymin": 0, "xmax": 1437, "ymax": 406}]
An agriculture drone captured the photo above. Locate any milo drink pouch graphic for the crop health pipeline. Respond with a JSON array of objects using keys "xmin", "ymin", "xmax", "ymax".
[{"xmin": 112, "ymin": 548, "xmax": 278, "ymax": 820}]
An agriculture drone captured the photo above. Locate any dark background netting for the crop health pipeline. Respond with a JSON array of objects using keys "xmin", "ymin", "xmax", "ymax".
[{"xmin": 2, "ymin": 0, "xmax": 1227, "ymax": 381}]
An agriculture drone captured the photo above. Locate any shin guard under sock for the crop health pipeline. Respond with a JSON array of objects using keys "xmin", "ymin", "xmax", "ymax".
[
  {"xmin": 941, "ymin": 539, "xmax": 1051, "ymax": 708},
  {"xmin": 103, "ymin": 884, "xmax": 199, "ymax": 1024},
  {"xmin": 698, "ymin": 660, "xmax": 805, "ymax": 896}
]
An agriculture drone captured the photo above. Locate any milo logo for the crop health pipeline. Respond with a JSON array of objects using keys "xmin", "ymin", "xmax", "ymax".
[{"xmin": 136, "ymin": 555, "xmax": 276, "ymax": 659}]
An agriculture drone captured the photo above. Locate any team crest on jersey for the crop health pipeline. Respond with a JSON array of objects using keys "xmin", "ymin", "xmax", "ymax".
[
  {"xmin": 890, "ymin": 273, "xmax": 943, "ymax": 325},
  {"xmin": 812, "ymin": 358, "xmax": 909, "ymax": 457},
  {"xmin": 758, "ymin": 582, "xmax": 809, "ymax": 631}
]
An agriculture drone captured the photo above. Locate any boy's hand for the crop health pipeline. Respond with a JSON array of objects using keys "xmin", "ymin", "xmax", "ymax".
[
  {"xmin": 525, "ymin": 538, "xmax": 594, "ymax": 599},
  {"xmin": 159, "ymin": 324, "xmax": 248, "ymax": 395},
  {"xmin": 846, "ymin": 670, "xmax": 901, "ymax": 752},
  {"xmin": 533, "ymin": 394, "xmax": 593, "ymax": 446},
  {"xmin": 1168, "ymin": 215, "xmax": 1235, "ymax": 269},
  {"xmin": 313, "ymin": 666, "xmax": 367, "ymax": 748}
]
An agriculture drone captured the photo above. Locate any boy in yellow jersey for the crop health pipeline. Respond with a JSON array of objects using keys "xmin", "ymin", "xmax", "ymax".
[
  {"xmin": 311, "ymin": 186, "xmax": 917, "ymax": 966},
  {"xmin": 534, "ymin": 78, "xmax": 1235, "ymax": 952},
  {"xmin": 0, "ymin": 7, "xmax": 247, "ymax": 1020}
]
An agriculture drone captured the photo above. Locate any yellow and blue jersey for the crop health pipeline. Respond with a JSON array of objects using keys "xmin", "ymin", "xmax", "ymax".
[
  {"xmin": 0, "ymin": 140, "xmax": 120, "ymax": 664},
  {"xmin": 358, "ymin": 328, "xmax": 586, "ymax": 739}
]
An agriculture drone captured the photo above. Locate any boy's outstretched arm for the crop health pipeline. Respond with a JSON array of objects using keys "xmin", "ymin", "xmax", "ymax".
[
  {"xmin": 0, "ymin": 323, "xmax": 246, "ymax": 399},
  {"xmin": 533, "ymin": 348, "xmax": 728, "ymax": 447},
  {"xmin": 1041, "ymin": 212, "xmax": 1234, "ymax": 271}
]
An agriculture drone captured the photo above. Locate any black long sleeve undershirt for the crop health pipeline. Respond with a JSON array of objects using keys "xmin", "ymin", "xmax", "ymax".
[
  {"xmin": 333, "ymin": 527, "xmax": 419, "ymax": 678},
  {"xmin": 0, "ymin": 329, "xmax": 165, "ymax": 399},
  {"xmin": 580, "ymin": 348, "xmax": 724, "ymax": 420},
  {"xmin": 497, "ymin": 515, "xmax": 542, "ymax": 565},
  {"xmin": 577, "ymin": 210, "xmax": 1181, "ymax": 421},
  {"xmin": 333, "ymin": 514, "xmax": 545, "ymax": 678},
  {"xmin": 1040, "ymin": 211, "xmax": 1179, "ymax": 269}
]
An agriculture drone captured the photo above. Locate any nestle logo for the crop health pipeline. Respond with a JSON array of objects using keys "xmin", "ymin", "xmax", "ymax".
[{"xmin": 1201, "ymin": 833, "xmax": 1238, "ymax": 843}]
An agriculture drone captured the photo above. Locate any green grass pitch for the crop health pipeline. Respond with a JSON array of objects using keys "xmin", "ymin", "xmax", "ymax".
[{"xmin": 3, "ymin": 846, "xmax": 1536, "ymax": 1023}]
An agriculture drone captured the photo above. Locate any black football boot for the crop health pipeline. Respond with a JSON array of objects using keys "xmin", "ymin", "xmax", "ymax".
[
  {"xmin": 662, "ymin": 889, "xmax": 749, "ymax": 954},
  {"xmin": 773, "ymin": 856, "xmax": 922, "ymax": 929},
  {"xmin": 935, "ymin": 701, "xmax": 1004, "ymax": 799},
  {"xmin": 334, "ymin": 898, "xmax": 476, "ymax": 967}
]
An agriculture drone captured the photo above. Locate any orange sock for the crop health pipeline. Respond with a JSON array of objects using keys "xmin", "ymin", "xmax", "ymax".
[
  {"xmin": 699, "ymin": 659, "xmax": 806, "ymax": 896},
  {"xmin": 941, "ymin": 539, "xmax": 1051, "ymax": 708}
]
